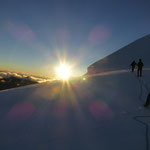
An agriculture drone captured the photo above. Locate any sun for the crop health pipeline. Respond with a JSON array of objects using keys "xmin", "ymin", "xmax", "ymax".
[{"xmin": 56, "ymin": 64, "xmax": 71, "ymax": 80}]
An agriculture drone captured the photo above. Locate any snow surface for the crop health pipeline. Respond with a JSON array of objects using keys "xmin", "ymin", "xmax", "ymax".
[
  {"xmin": 0, "ymin": 69, "xmax": 150, "ymax": 150},
  {"xmin": 1, "ymin": 34, "xmax": 150, "ymax": 150},
  {"xmin": 87, "ymin": 34, "xmax": 150, "ymax": 74}
]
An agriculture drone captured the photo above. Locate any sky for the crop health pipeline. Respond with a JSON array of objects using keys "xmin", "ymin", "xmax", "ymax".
[{"xmin": 0, "ymin": 0, "xmax": 150, "ymax": 77}]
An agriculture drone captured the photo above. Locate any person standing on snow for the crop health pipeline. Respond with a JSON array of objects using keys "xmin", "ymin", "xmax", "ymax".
[
  {"xmin": 137, "ymin": 59, "xmax": 144, "ymax": 77},
  {"xmin": 130, "ymin": 60, "xmax": 136, "ymax": 72}
]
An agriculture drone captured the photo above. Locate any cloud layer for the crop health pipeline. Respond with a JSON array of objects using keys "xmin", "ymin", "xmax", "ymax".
[{"xmin": 0, "ymin": 71, "xmax": 49, "ymax": 83}]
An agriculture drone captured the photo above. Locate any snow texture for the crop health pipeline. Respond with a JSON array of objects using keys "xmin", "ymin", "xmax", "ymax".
[{"xmin": 0, "ymin": 35, "xmax": 150, "ymax": 150}]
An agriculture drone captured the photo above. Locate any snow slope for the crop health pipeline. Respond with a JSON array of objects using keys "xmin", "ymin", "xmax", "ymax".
[
  {"xmin": 0, "ymin": 69, "xmax": 150, "ymax": 150},
  {"xmin": 87, "ymin": 34, "xmax": 150, "ymax": 74},
  {"xmin": 1, "ymin": 34, "xmax": 150, "ymax": 150}
]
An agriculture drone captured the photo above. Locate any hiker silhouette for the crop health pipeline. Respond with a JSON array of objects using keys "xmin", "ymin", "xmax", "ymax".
[
  {"xmin": 137, "ymin": 59, "xmax": 144, "ymax": 77},
  {"xmin": 130, "ymin": 60, "xmax": 136, "ymax": 72}
]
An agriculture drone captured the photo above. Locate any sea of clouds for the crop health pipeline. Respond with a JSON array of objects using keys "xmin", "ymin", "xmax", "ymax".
[{"xmin": 0, "ymin": 71, "xmax": 51, "ymax": 83}]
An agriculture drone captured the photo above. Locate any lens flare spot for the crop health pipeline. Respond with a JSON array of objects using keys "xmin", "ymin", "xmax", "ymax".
[
  {"xmin": 82, "ymin": 77, "xmax": 86, "ymax": 81},
  {"xmin": 89, "ymin": 101, "xmax": 113, "ymax": 120},
  {"xmin": 6, "ymin": 102, "xmax": 35, "ymax": 121}
]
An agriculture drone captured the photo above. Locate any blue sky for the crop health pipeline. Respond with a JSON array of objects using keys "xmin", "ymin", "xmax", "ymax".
[{"xmin": 0, "ymin": 0, "xmax": 150, "ymax": 77}]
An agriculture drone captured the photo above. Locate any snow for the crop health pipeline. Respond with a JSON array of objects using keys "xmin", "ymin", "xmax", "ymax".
[
  {"xmin": 1, "ymin": 35, "xmax": 150, "ymax": 150},
  {"xmin": 87, "ymin": 34, "xmax": 150, "ymax": 74},
  {"xmin": 0, "ymin": 69, "xmax": 150, "ymax": 150}
]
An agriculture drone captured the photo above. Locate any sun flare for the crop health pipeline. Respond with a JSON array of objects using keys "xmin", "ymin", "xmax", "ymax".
[{"xmin": 56, "ymin": 64, "xmax": 71, "ymax": 80}]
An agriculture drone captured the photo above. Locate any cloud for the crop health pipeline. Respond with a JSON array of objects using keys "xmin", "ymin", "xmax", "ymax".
[{"xmin": 0, "ymin": 71, "xmax": 49, "ymax": 83}]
